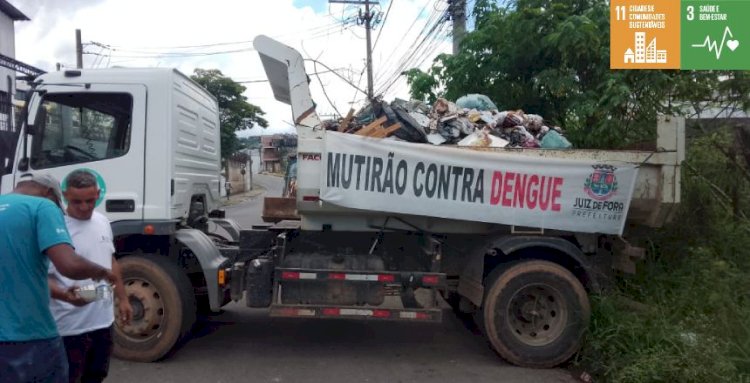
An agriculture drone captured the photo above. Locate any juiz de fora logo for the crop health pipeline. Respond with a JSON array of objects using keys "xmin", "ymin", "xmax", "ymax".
[{"xmin": 584, "ymin": 164, "xmax": 619, "ymax": 201}]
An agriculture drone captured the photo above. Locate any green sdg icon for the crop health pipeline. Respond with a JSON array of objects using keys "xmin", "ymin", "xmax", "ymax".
[
  {"xmin": 61, "ymin": 168, "xmax": 107, "ymax": 207},
  {"xmin": 681, "ymin": 1, "xmax": 750, "ymax": 70}
]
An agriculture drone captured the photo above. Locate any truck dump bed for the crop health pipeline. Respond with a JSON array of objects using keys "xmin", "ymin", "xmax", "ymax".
[{"xmin": 253, "ymin": 35, "xmax": 683, "ymax": 235}]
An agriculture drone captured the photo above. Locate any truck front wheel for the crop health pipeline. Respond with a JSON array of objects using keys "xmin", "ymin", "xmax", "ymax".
[
  {"xmin": 482, "ymin": 260, "xmax": 590, "ymax": 368},
  {"xmin": 113, "ymin": 255, "xmax": 197, "ymax": 362}
]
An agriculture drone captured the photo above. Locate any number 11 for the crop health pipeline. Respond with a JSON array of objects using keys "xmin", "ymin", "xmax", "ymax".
[{"xmin": 615, "ymin": 5, "xmax": 627, "ymax": 21}]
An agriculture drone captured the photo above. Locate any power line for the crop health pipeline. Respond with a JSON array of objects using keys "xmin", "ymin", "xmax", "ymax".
[
  {"xmin": 305, "ymin": 58, "xmax": 368, "ymax": 95},
  {"xmin": 329, "ymin": 0, "xmax": 380, "ymax": 100},
  {"xmin": 105, "ymin": 39, "xmax": 255, "ymax": 50},
  {"xmin": 374, "ymin": 3, "xmax": 447, "ymax": 94},
  {"xmin": 86, "ymin": 19, "xmax": 360, "ymax": 65},
  {"xmin": 371, "ymin": 0, "xmax": 394, "ymax": 54},
  {"xmin": 83, "ymin": 47, "xmax": 256, "ymax": 59},
  {"xmin": 376, "ymin": 8, "xmax": 449, "ymax": 96},
  {"xmin": 373, "ymin": 1, "xmax": 441, "ymax": 86},
  {"xmin": 235, "ymin": 67, "xmax": 353, "ymax": 83},
  {"xmin": 382, "ymin": 21, "xmax": 449, "ymax": 95},
  {"xmin": 86, "ymin": 19, "xmax": 350, "ymax": 56},
  {"xmin": 312, "ymin": 60, "xmax": 342, "ymax": 117},
  {"xmin": 351, "ymin": 0, "xmax": 430, "ymax": 104},
  {"xmin": 372, "ymin": 0, "xmax": 434, "ymax": 82}
]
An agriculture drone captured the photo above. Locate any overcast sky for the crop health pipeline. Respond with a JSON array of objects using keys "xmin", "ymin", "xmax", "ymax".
[{"xmin": 8, "ymin": 0, "xmax": 454, "ymax": 137}]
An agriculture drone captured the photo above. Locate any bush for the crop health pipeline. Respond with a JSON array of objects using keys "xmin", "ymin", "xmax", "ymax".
[
  {"xmin": 575, "ymin": 128, "xmax": 750, "ymax": 382},
  {"xmin": 577, "ymin": 245, "xmax": 748, "ymax": 382}
]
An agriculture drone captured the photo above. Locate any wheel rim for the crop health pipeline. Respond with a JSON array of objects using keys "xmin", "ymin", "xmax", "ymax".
[
  {"xmin": 502, "ymin": 283, "xmax": 567, "ymax": 347},
  {"xmin": 117, "ymin": 278, "xmax": 166, "ymax": 342}
]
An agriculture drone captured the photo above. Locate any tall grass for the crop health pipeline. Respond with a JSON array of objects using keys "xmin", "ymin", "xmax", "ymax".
[{"xmin": 575, "ymin": 129, "xmax": 750, "ymax": 382}]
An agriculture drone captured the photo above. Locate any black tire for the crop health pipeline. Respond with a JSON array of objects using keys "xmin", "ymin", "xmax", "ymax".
[
  {"xmin": 482, "ymin": 260, "xmax": 590, "ymax": 368},
  {"xmin": 113, "ymin": 255, "xmax": 197, "ymax": 362}
]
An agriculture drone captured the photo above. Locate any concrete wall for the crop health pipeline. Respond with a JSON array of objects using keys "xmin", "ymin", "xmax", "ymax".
[{"xmin": 227, "ymin": 157, "xmax": 252, "ymax": 194}]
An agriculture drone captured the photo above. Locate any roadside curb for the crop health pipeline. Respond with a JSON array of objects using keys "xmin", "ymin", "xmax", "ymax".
[
  {"xmin": 220, "ymin": 184, "xmax": 266, "ymax": 207},
  {"xmin": 258, "ymin": 171, "xmax": 285, "ymax": 178}
]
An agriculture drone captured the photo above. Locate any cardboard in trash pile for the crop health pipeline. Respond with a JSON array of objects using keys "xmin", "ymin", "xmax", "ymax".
[{"xmin": 320, "ymin": 94, "xmax": 573, "ymax": 149}]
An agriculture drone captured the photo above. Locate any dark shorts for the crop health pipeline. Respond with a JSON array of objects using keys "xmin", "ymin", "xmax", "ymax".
[
  {"xmin": 62, "ymin": 327, "xmax": 113, "ymax": 383},
  {"xmin": 0, "ymin": 337, "xmax": 68, "ymax": 383}
]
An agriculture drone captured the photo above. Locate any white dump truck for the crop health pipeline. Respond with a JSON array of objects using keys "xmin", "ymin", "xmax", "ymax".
[
  {"xmin": 250, "ymin": 35, "xmax": 684, "ymax": 367},
  {"xmin": 0, "ymin": 35, "xmax": 683, "ymax": 367}
]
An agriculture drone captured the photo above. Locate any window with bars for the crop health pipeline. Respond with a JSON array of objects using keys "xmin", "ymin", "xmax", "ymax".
[{"xmin": 0, "ymin": 90, "xmax": 11, "ymax": 132}]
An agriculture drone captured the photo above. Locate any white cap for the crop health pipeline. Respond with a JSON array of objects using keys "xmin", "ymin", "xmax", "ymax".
[{"xmin": 17, "ymin": 172, "xmax": 64, "ymax": 208}]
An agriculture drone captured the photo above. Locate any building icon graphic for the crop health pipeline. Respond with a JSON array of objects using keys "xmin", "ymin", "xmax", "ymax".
[{"xmin": 624, "ymin": 32, "xmax": 667, "ymax": 64}]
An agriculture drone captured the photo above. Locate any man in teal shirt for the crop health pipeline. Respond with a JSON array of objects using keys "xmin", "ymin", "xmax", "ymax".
[{"xmin": 0, "ymin": 173, "xmax": 115, "ymax": 382}]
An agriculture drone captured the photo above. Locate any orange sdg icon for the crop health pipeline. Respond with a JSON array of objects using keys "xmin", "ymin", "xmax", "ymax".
[{"xmin": 610, "ymin": 0, "xmax": 681, "ymax": 69}]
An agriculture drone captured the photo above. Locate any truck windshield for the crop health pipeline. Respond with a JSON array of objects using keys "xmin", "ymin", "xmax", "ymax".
[{"xmin": 30, "ymin": 92, "xmax": 133, "ymax": 169}]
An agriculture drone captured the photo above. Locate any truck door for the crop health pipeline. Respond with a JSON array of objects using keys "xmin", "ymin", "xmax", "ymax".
[{"xmin": 14, "ymin": 84, "xmax": 146, "ymax": 221}]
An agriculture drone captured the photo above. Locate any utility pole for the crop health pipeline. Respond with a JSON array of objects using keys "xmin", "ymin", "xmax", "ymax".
[
  {"xmin": 75, "ymin": 29, "xmax": 83, "ymax": 69},
  {"xmin": 448, "ymin": 0, "xmax": 466, "ymax": 55},
  {"xmin": 363, "ymin": 2, "xmax": 374, "ymax": 101},
  {"xmin": 328, "ymin": 0, "xmax": 379, "ymax": 101}
]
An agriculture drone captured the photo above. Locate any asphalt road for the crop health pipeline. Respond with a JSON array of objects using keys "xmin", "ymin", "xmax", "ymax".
[
  {"xmin": 108, "ymin": 173, "xmax": 576, "ymax": 383},
  {"xmin": 223, "ymin": 172, "xmax": 284, "ymax": 225}
]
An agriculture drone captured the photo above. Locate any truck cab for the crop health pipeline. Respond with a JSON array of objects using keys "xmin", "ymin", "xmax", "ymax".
[{"xmin": 1, "ymin": 68, "xmax": 238, "ymax": 362}]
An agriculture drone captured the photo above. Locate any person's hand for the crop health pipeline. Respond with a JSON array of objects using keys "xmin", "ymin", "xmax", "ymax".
[
  {"xmin": 117, "ymin": 297, "xmax": 133, "ymax": 325},
  {"xmin": 93, "ymin": 268, "xmax": 117, "ymax": 285},
  {"xmin": 63, "ymin": 286, "xmax": 90, "ymax": 307}
]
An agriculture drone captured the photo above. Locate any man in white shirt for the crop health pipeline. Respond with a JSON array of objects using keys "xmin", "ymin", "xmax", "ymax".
[{"xmin": 48, "ymin": 170, "xmax": 132, "ymax": 383}]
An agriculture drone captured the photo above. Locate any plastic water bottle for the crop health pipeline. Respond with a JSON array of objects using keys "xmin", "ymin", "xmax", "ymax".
[{"xmin": 95, "ymin": 284, "xmax": 113, "ymax": 302}]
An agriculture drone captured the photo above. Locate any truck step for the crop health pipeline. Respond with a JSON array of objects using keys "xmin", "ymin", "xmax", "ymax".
[
  {"xmin": 269, "ymin": 304, "xmax": 442, "ymax": 322},
  {"xmin": 276, "ymin": 268, "xmax": 446, "ymax": 288}
]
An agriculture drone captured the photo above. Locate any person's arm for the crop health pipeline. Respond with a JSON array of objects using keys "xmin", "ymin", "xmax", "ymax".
[
  {"xmin": 45, "ymin": 244, "xmax": 115, "ymax": 283},
  {"xmin": 37, "ymin": 201, "xmax": 114, "ymax": 282},
  {"xmin": 47, "ymin": 275, "xmax": 89, "ymax": 306},
  {"xmin": 111, "ymin": 256, "xmax": 133, "ymax": 324}
]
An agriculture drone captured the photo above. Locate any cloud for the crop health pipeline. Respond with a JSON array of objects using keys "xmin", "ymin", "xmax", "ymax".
[{"xmin": 9, "ymin": 0, "xmax": 452, "ymax": 136}]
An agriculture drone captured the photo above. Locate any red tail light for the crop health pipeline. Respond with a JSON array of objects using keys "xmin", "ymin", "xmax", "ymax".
[
  {"xmin": 373, "ymin": 310, "xmax": 390, "ymax": 318},
  {"xmin": 378, "ymin": 274, "xmax": 395, "ymax": 283},
  {"xmin": 328, "ymin": 273, "xmax": 346, "ymax": 280},
  {"xmin": 281, "ymin": 271, "xmax": 300, "ymax": 280},
  {"xmin": 322, "ymin": 308, "xmax": 340, "ymax": 316}
]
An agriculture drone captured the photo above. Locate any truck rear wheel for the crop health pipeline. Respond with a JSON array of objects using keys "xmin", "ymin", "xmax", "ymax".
[
  {"xmin": 482, "ymin": 260, "xmax": 590, "ymax": 368},
  {"xmin": 113, "ymin": 255, "xmax": 197, "ymax": 362}
]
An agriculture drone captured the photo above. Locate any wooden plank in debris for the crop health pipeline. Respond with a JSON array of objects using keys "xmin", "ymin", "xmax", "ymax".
[
  {"xmin": 355, "ymin": 124, "xmax": 379, "ymax": 136},
  {"xmin": 338, "ymin": 108, "xmax": 355, "ymax": 132},
  {"xmin": 365, "ymin": 127, "xmax": 383, "ymax": 137},
  {"xmin": 371, "ymin": 123, "xmax": 402, "ymax": 138},
  {"xmin": 355, "ymin": 116, "xmax": 388, "ymax": 136}
]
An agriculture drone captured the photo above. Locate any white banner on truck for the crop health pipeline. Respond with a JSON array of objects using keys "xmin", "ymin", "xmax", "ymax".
[{"xmin": 321, "ymin": 132, "xmax": 639, "ymax": 235}]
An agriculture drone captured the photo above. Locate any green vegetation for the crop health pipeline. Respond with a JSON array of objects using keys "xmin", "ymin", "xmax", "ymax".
[
  {"xmin": 575, "ymin": 128, "xmax": 750, "ymax": 382},
  {"xmin": 405, "ymin": 1, "xmax": 750, "ymax": 380},
  {"xmin": 238, "ymin": 136, "xmax": 262, "ymax": 150},
  {"xmin": 190, "ymin": 69, "xmax": 268, "ymax": 160},
  {"xmin": 406, "ymin": 0, "xmax": 750, "ymax": 149}
]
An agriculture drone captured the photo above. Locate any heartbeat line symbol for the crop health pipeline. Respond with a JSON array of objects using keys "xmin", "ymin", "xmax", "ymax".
[{"xmin": 691, "ymin": 26, "xmax": 736, "ymax": 60}]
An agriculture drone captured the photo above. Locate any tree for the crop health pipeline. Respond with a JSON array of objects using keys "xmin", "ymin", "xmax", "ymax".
[
  {"xmin": 406, "ymin": 0, "xmax": 750, "ymax": 149},
  {"xmin": 238, "ymin": 136, "xmax": 261, "ymax": 150},
  {"xmin": 190, "ymin": 69, "xmax": 268, "ymax": 159}
]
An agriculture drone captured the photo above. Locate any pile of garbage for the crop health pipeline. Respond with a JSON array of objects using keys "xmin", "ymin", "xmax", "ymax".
[{"xmin": 323, "ymin": 94, "xmax": 572, "ymax": 149}]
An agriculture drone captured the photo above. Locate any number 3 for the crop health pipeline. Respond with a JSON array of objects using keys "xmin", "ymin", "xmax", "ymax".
[{"xmin": 686, "ymin": 5, "xmax": 694, "ymax": 21}]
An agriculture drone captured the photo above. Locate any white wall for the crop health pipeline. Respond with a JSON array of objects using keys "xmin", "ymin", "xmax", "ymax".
[{"xmin": 0, "ymin": 11, "xmax": 16, "ymax": 94}]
